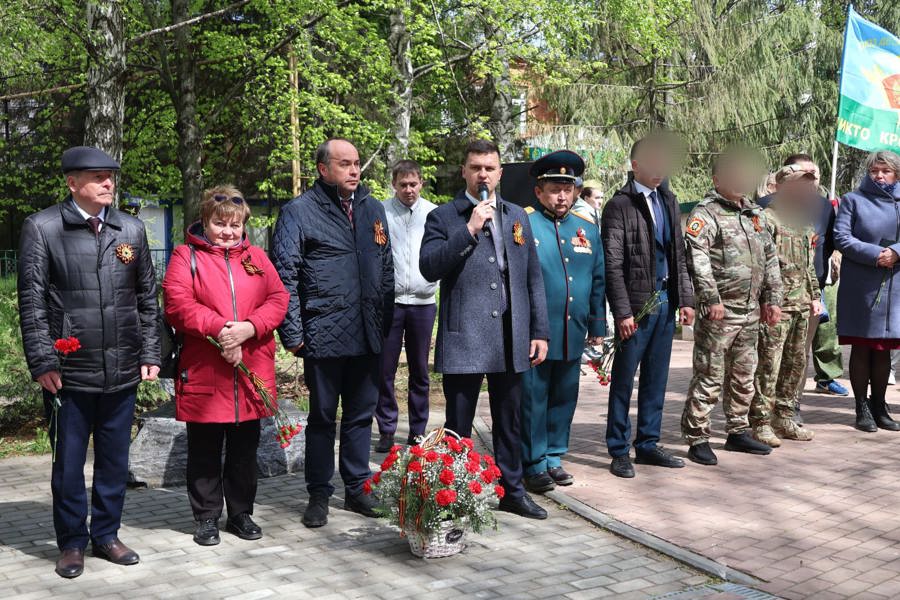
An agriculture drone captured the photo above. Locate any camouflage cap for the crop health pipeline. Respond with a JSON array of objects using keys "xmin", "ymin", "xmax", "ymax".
[{"xmin": 775, "ymin": 164, "xmax": 816, "ymax": 184}]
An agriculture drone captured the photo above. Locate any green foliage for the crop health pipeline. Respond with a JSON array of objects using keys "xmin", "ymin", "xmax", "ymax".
[{"xmin": 0, "ymin": 277, "xmax": 43, "ymax": 435}]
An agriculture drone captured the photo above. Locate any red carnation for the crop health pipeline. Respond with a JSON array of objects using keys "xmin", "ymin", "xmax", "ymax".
[
  {"xmin": 410, "ymin": 445, "xmax": 425, "ymax": 457},
  {"xmin": 53, "ymin": 336, "xmax": 81, "ymax": 355},
  {"xmin": 407, "ymin": 460, "xmax": 423, "ymax": 473},
  {"xmin": 468, "ymin": 480, "xmax": 483, "ymax": 495},
  {"xmin": 363, "ymin": 479, "xmax": 373, "ymax": 495},
  {"xmin": 435, "ymin": 489, "xmax": 458, "ymax": 506},
  {"xmin": 494, "ymin": 485, "xmax": 505, "ymax": 499},
  {"xmin": 381, "ymin": 455, "xmax": 397, "ymax": 471},
  {"xmin": 441, "ymin": 453, "xmax": 454, "ymax": 466},
  {"xmin": 425, "ymin": 450, "xmax": 439, "ymax": 463},
  {"xmin": 481, "ymin": 469, "xmax": 496, "ymax": 483},
  {"xmin": 465, "ymin": 461, "xmax": 480, "ymax": 474},
  {"xmin": 484, "ymin": 455, "xmax": 496, "ymax": 467},
  {"xmin": 372, "ymin": 471, "xmax": 381, "ymax": 484},
  {"xmin": 447, "ymin": 438, "xmax": 463, "ymax": 453},
  {"xmin": 467, "ymin": 451, "xmax": 481, "ymax": 463},
  {"xmin": 490, "ymin": 466, "xmax": 502, "ymax": 478},
  {"xmin": 389, "ymin": 444, "xmax": 402, "ymax": 453},
  {"xmin": 439, "ymin": 469, "xmax": 455, "ymax": 485},
  {"xmin": 461, "ymin": 438, "xmax": 475, "ymax": 450}
]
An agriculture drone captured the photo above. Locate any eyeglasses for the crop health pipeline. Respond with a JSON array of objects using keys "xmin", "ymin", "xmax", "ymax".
[{"xmin": 213, "ymin": 194, "xmax": 244, "ymax": 204}]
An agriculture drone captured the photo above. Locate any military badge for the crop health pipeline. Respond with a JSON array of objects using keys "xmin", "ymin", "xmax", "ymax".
[
  {"xmin": 572, "ymin": 228, "xmax": 592, "ymax": 253},
  {"xmin": 751, "ymin": 215, "xmax": 763, "ymax": 232},
  {"xmin": 512, "ymin": 220, "xmax": 525, "ymax": 245},
  {"xmin": 241, "ymin": 254, "xmax": 264, "ymax": 276},
  {"xmin": 373, "ymin": 219, "xmax": 387, "ymax": 246},
  {"xmin": 686, "ymin": 217, "xmax": 705, "ymax": 237},
  {"xmin": 115, "ymin": 243, "xmax": 135, "ymax": 264}
]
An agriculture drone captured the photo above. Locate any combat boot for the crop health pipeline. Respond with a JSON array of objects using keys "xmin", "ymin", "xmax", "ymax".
[
  {"xmin": 724, "ymin": 431, "xmax": 772, "ymax": 455},
  {"xmin": 869, "ymin": 397, "xmax": 900, "ymax": 431},
  {"xmin": 752, "ymin": 424, "xmax": 782, "ymax": 448},
  {"xmin": 854, "ymin": 397, "xmax": 877, "ymax": 433},
  {"xmin": 772, "ymin": 417, "xmax": 814, "ymax": 441}
]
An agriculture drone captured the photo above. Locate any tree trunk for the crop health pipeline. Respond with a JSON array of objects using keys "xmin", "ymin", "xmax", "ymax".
[
  {"xmin": 84, "ymin": 1, "xmax": 126, "ymax": 172},
  {"xmin": 386, "ymin": 2, "xmax": 413, "ymax": 169},
  {"xmin": 172, "ymin": 0, "xmax": 203, "ymax": 230},
  {"xmin": 483, "ymin": 25, "xmax": 519, "ymax": 162}
]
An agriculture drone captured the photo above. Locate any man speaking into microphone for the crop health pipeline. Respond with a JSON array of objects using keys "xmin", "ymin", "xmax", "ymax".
[{"xmin": 420, "ymin": 139, "xmax": 550, "ymax": 519}]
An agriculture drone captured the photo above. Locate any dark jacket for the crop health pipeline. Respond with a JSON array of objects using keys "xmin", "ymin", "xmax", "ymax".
[
  {"xmin": 18, "ymin": 197, "xmax": 161, "ymax": 392},
  {"xmin": 420, "ymin": 190, "xmax": 549, "ymax": 374},
  {"xmin": 272, "ymin": 179, "xmax": 394, "ymax": 358},
  {"xmin": 601, "ymin": 175, "xmax": 694, "ymax": 319},
  {"xmin": 834, "ymin": 176, "xmax": 900, "ymax": 338},
  {"xmin": 759, "ymin": 193, "xmax": 835, "ymax": 287}
]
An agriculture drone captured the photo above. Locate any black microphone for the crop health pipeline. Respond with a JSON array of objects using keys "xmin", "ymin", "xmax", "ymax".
[{"xmin": 478, "ymin": 183, "xmax": 489, "ymax": 203}]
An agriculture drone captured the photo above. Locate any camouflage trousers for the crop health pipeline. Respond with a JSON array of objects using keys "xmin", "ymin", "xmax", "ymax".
[
  {"xmin": 750, "ymin": 309, "xmax": 810, "ymax": 426},
  {"xmin": 682, "ymin": 307, "xmax": 760, "ymax": 444}
]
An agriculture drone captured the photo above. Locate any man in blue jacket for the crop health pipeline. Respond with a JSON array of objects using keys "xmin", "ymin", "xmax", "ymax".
[
  {"xmin": 420, "ymin": 139, "xmax": 550, "ymax": 519},
  {"xmin": 272, "ymin": 138, "xmax": 394, "ymax": 529},
  {"xmin": 521, "ymin": 151, "xmax": 606, "ymax": 493}
]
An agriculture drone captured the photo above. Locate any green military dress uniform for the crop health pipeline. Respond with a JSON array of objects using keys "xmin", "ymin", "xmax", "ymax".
[
  {"xmin": 521, "ymin": 152, "xmax": 606, "ymax": 478},
  {"xmin": 681, "ymin": 190, "xmax": 783, "ymax": 445},
  {"xmin": 750, "ymin": 201, "xmax": 820, "ymax": 434}
]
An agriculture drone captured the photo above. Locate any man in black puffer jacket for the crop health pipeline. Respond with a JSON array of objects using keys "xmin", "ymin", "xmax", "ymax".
[
  {"xmin": 272, "ymin": 138, "xmax": 393, "ymax": 529},
  {"xmin": 17, "ymin": 146, "xmax": 161, "ymax": 579},
  {"xmin": 601, "ymin": 136, "xmax": 695, "ymax": 479}
]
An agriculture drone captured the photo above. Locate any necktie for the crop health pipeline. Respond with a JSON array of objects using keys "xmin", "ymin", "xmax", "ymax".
[
  {"xmin": 87, "ymin": 216, "xmax": 102, "ymax": 237},
  {"xmin": 341, "ymin": 198, "xmax": 353, "ymax": 226},
  {"xmin": 650, "ymin": 191, "xmax": 664, "ymax": 245}
]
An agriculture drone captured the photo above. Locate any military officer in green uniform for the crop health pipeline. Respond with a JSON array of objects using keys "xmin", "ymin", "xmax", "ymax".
[{"xmin": 521, "ymin": 151, "xmax": 606, "ymax": 493}]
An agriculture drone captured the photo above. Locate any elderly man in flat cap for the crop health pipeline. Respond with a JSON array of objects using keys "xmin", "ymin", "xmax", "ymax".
[{"xmin": 17, "ymin": 146, "xmax": 161, "ymax": 578}]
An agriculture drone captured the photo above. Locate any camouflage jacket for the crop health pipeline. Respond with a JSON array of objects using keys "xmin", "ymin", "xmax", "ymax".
[
  {"xmin": 684, "ymin": 190, "xmax": 783, "ymax": 313},
  {"xmin": 764, "ymin": 204, "xmax": 820, "ymax": 312}
]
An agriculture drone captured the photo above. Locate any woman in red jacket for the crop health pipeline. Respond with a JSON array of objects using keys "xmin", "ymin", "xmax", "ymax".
[{"xmin": 163, "ymin": 186, "xmax": 289, "ymax": 546}]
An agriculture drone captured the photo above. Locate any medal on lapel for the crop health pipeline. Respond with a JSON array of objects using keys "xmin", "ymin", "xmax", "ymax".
[
  {"xmin": 751, "ymin": 215, "xmax": 763, "ymax": 232},
  {"xmin": 115, "ymin": 243, "xmax": 135, "ymax": 264},
  {"xmin": 374, "ymin": 219, "xmax": 388, "ymax": 246},
  {"xmin": 512, "ymin": 220, "xmax": 525, "ymax": 245},
  {"xmin": 241, "ymin": 254, "xmax": 264, "ymax": 276},
  {"xmin": 572, "ymin": 227, "xmax": 592, "ymax": 253}
]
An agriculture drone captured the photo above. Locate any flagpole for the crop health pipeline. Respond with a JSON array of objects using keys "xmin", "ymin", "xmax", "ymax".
[{"xmin": 829, "ymin": 140, "xmax": 840, "ymax": 201}]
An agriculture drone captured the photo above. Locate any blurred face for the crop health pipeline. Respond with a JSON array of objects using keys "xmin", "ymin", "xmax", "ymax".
[
  {"xmin": 535, "ymin": 181, "xmax": 575, "ymax": 218},
  {"xmin": 318, "ymin": 140, "xmax": 361, "ymax": 198},
  {"xmin": 869, "ymin": 161, "xmax": 898, "ymax": 185},
  {"xmin": 66, "ymin": 170, "xmax": 115, "ymax": 216},
  {"xmin": 631, "ymin": 147, "xmax": 670, "ymax": 190},
  {"xmin": 204, "ymin": 215, "xmax": 244, "ymax": 247},
  {"xmin": 393, "ymin": 172, "xmax": 423, "ymax": 207},
  {"xmin": 776, "ymin": 178, "xmax": 819, "ymax": 221},
  {"xmin": 462, "ymin": 152, "xmax": 502, "ymax": 198},
  {"xmin": 714, "ymin": 161, "xmax": 761, "ymax": 203}
]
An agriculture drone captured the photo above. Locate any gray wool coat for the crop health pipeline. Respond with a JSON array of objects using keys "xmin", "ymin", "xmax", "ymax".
[
  {"xmin": 420, "ymin": 190, "xmax": 550, "ymax": 374},
  {"xmin": 835, "ymin": 175, "xmax": 900, "ymax": 339}
]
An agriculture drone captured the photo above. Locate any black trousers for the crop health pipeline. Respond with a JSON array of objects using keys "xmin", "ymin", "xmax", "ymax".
[
  {"xmin": 303, "ymin": 354, "xmax": 380, "ymax": 497},
  {"xmin": 442, "ymin": 371, "xmax": 525, "ymax": 499},
  {"xmin": 186, "ymin": 420, "xmax": 261, "ymax": 520}
]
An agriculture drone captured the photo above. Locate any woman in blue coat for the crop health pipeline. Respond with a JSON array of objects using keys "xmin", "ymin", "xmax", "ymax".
[{"xmin": 834, "ymin": 150, "xmax": 900, "ymax": 432}]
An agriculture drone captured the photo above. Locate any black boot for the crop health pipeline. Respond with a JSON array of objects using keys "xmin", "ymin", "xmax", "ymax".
[
  {"xmin": 855, "ymin": 397, "xmax": 877, "ymax": 432},
  {"xmin": 869, "ymin": 397, "xmax": 900, "ymax": 431}
]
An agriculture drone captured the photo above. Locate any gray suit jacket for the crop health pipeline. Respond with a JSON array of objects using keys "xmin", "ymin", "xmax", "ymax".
[{"xmin": 420, "ymin": 190, "xmax": 549, "ymax": 374}]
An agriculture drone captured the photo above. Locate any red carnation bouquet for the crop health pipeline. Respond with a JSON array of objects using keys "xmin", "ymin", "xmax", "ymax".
[
  {"xmin": 206, "ymin": 336, "xmax": 302, "ymax": 448},
  {"xmin": 589, "ymin": 289, "xmax": 664, "ymax": 386},
  {"xmin": 366, "ymin": 428, "xmax": 500, "ymax": 554},
  {"xmin": 50, "ymin": 336, "xmax": 81, "ymax": 461}
]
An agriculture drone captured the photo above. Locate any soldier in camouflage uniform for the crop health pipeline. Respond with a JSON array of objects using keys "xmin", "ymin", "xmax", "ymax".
[
  {"xmin": 750, "ymin": 166, "xmax": 823, "ymax": 446},
  {"xmin": 681, "ymin": 151, "xmax": 784, "ymax": 466}
]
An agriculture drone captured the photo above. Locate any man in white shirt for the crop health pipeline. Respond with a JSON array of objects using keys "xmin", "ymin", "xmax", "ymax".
[{"xmin": 375, "ymin": 160, "xmax": 438, "ymax": 451}]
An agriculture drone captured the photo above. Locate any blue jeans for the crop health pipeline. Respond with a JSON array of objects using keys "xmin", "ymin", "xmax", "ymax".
[
  {"xmin": 605, "ymin": 292, "xmax": 675, "ymax": 458},
  {"xmin": 46, "ymin": 387, "xmax": 137, "ymax": 550}
]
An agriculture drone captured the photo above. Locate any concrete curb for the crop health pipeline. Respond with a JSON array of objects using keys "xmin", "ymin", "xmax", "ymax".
[{"xmin": 472, "ymin": 414, "xmax": 764, "ymax": 588}]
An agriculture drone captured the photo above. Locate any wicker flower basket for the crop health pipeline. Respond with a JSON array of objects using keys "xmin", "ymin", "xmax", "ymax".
[{"xmin": 405, "ymin": 518, "xmax": 468, "ymax": 558}]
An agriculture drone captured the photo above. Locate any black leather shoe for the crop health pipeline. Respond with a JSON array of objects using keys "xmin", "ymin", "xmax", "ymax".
[
  {"xmin": 497, "ymin": 493, "xmax": 548, "ymax": 520},
  {"xmin": 547, "ymin": 466, "xmax": 574, "ymax": 486},
  {"xmin": 345, "ymin": 490, "xmax": 380, "ymax": 518},
  {"xmin": 687, "ymin": 442, "xmax": 718, "ymax": 465},
  {"xmin": 55, "ymin": 548, "xmax": 84, "ymax": 578},
  {"xmin": 91, "ymin": 538, "xmax": 140, "ymax": 565},
  {"xmin": 855, "ymin": 397, "xmax": 878, "ymax": 432},
  {"xmin": 609, "ymin": 455, "xmax": 635, "ymax": 478},
  {"xmin": 226, "ymin": 513, "xmax": 262, "ymax": 540},
  {"xmin": 302, "ymin": 494, "xmax": 330, "ymax": 528},
  {"xmin": 870, "ymin": 397, "xmax": 900, "ymax": 431},
  {"xmin": 634, "ymin": 447, "xmax": 685, "ymax": 468},
  {"xmin": 374, "ymin": 433, "xmax": 395, "ymax": 453},
  {"xmin": 524, "ymin": 472, "xmax": 556, "ymax": 493},
  {"xmin": 724, "ymin": 431, "xmax": 772, "ymax": 455},
  {"xmin": 407, "ymin": 433, "xmax": 420, "ymax": 446},
  {"xmin": 193, "ymin": 518, "xmax": 220, "ymax": 545}
]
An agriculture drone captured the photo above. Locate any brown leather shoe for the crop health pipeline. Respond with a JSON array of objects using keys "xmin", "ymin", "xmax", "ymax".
[
  {"xmin": 55, "ymin": 548, "xmax": 84, "ymax": 578},
  {"xmin": 91, "ymin": 538, "xmax": 140, "ymax": 565}
]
